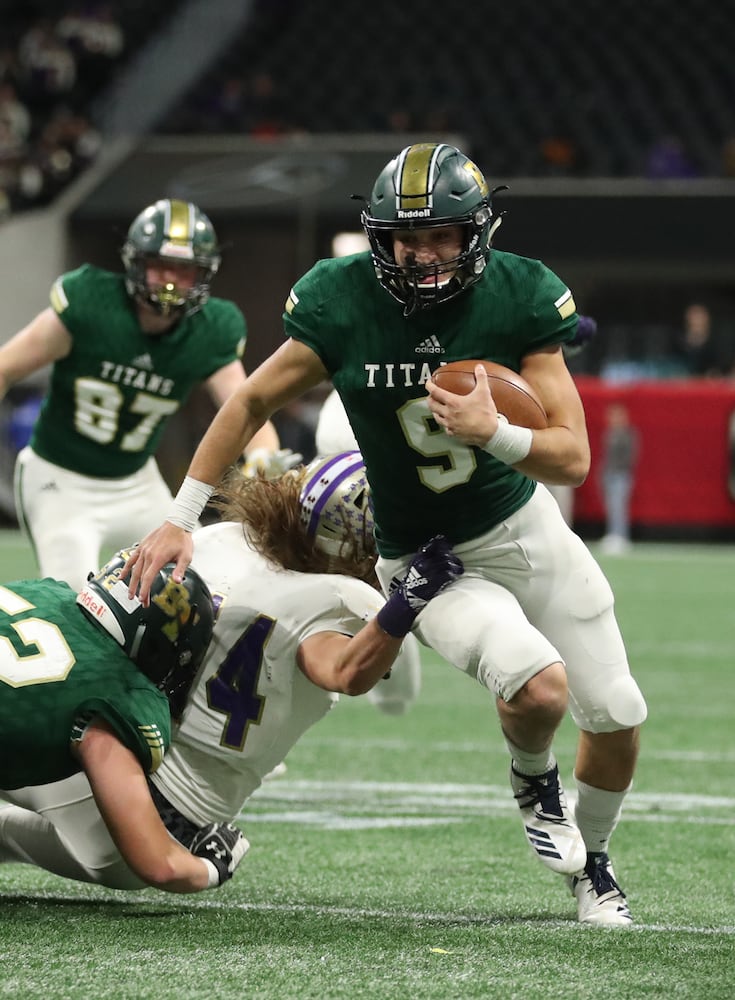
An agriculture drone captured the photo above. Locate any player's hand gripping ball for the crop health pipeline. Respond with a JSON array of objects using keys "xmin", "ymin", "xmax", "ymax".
[{"xmin": 432, "ymin": 360, "xmax": 548, "ymax": 429}]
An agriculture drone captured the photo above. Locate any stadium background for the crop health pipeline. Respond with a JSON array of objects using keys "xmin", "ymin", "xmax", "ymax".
[
  {"xmin": 1, "ymin": 0, "xmax": 734, "ymax": 536},
  {"xmin": 1, "ymin": 7, "xmax": 734, "ymax": 997}
]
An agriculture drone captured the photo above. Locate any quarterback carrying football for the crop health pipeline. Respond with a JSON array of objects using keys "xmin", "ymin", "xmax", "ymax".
[{"xmin": 127, "ymin": 143, "xmax": 647, "ymax": 926}]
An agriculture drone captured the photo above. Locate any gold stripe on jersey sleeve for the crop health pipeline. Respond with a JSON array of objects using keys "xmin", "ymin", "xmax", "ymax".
[
  {"xmin": 139, "ymin": 723, "xmax": 166, "ymax": 773},
  {"xmin": 285, "ymin": 289, "xmax": 299, "ymax": 314},
  {"xmin": 50, "ymin": 277, "xmax": 69, "ymax": 314},
  {"xmin": 555, "ymin": 289, "xmax": 576, "ymax": 319}
]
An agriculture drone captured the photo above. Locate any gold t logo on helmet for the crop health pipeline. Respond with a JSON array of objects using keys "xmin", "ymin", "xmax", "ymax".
[{"xmin": 463, "ymin": 159, "xmax": 489, "ymax": 197}]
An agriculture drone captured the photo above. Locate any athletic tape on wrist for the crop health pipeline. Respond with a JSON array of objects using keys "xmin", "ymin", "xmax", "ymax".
[
  {"xmin": 481, "ymin": 416, "xmax": 533, "ymax": 465},
  {"xmin": 202, "ymin": 858, "xmax": 220, "ymax": 888},
  {"xmin": 166, "ymin": 476, "xmax": 214, "ymax": 532}
]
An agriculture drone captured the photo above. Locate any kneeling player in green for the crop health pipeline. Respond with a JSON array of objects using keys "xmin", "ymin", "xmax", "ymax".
[{"xmin": 0, "ymin": 557, "xmax": 247, "ymax": 893}]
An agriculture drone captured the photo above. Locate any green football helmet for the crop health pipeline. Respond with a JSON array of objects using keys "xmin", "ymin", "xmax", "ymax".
[
  {"xmin": 121, "ymin": 198, "xmax": 221, "ymax": 317},
  {"xmin": 76, "ymin": 550, "xmax": 215, "ymax": 718},
  {"xmin": 361, "ymin": 143, "xmax": 503, "ymax": 315}
]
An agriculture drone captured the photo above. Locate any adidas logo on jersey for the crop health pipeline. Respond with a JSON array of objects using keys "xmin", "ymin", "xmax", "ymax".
[
  {"xmin": 131, "ymin": 353, "xmax": 154, "ymax": 370},
  {"xmin": 415, "ymin": 335, "xmax": 444, "ymax": 354}
]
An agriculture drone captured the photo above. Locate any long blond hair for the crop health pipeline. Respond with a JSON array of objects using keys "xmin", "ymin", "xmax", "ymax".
[{"xmin": 211, "ymin": 469, "xmax": 378, "ymax": 586}]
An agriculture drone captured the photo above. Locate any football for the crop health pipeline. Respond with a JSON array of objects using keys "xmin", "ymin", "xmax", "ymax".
[{"xmin": 432, "ymin": 360, "xmax": 548, "ymax": 429}]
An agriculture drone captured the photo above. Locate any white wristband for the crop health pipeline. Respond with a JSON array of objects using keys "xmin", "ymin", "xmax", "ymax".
[
  {"xmin": 202, "ymin": 858, "xmax": 220, "ymax": 888},
  {"xmin": 481, "ymin": 415, "xmax": 533, "ymax": 465},
  {"xmin": 166, "ymin": 476, "xmax": 214, "ymax": 532}
]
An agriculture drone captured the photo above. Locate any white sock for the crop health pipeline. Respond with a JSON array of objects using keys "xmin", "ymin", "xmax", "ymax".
[
  {"xmin": 505, "ymin": 738, "xmax": 556, "ymax": 777},
  {"xmin": 574, "ymin": 776, "xmax": 631, "ymax": 854}
]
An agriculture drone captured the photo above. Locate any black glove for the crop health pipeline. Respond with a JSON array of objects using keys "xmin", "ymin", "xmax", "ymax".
[
  {"xmin": 190, "ymin": 822, "xmax": 250, "ymax": 887},
  {"xmin": 377, "ymin": 534, "xmax": 464, "ymax": 638}
]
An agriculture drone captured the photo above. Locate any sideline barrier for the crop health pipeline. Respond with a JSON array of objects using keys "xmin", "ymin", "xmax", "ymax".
[{"xmin": 573, "ymin": 377, "xmax": 735, "ymax": 536}]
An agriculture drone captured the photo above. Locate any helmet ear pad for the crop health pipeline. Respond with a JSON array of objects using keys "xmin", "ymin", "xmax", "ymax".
[{"xmin": 76, "ymin": 551, "xmax": 215, "ymax": 715}]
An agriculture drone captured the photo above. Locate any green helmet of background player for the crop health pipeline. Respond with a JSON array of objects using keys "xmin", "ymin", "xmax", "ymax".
[
  {"xmin": 121, "ymin": 198, "xmax": 222, "ymax": 317},
  {"xmin": 361, "ymin": 143, "xmax": 504, "ymax": 316}
]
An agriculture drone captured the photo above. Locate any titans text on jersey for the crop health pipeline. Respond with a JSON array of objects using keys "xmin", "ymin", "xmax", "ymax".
[
  {"xmin": 284, "ymin": 249, "xmax": 577, "ymax": 558},
  {"xmin": 32, "ymin": 264, "xmax": 246, "ymax": 478}
]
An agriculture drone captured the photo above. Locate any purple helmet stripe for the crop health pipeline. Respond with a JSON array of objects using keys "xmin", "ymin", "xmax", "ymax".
[{"xmin": 301, "ymin": 451, "xmax": 364, "ymax": 538}]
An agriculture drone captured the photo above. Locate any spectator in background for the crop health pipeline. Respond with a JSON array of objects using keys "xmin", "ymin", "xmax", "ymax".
[
  {"xmin": 674, "ymin": 303, "xmax": 722, "ymax": 377},
  {"xmin": 17, "ymin": 18, "xmax": 77, "ymax": 109},
  {"xmin": 644, "ymin": 134, "xmax": 700, "ymax": 180},
  {"xmin": 600, "ymin": 402, "xmax": 639, "ymax": 555},
  {"xmin": 721, "ymin": 136, "xmax": 735, "ymax": 178},
  {"xmin": 0, "ymin": 82, "xmax": 31, "ymax": 155}
]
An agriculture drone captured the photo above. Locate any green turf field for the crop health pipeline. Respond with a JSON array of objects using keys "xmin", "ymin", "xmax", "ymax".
[{"xmin": 1, "ymin": 533, "xmax": 733, "ymax": 999}]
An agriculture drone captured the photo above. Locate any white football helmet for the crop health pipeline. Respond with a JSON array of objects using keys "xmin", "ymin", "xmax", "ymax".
[{"xmin": 299, "ymin": 451, "xmax": 374, "ymax": 559}]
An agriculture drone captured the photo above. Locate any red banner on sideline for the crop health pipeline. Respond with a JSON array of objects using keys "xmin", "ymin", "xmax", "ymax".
[{"xmin": 572, "ymin": 378, "xmax": 735, "ymax": 528}]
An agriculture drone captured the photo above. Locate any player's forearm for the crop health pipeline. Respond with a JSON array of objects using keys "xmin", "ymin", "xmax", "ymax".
[
  {"xmin": 300, "ymin": 621, "xmax": 403, "ymax": 696},
  {"xmin": 133, "ymin": 842, "xmax": 212, "ymax": 893},
  {"xmin": 514, "ymin": 425, "xmax": 590, "ymax": 486},
  {"xmin": 247, "ymin": 419, "xmax": 280, "ymax": 454}
]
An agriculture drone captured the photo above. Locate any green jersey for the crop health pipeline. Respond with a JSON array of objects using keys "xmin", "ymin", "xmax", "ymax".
[
  {"xmin": 284, "ymin": 249, "xmax": 578, "ymax": 557},
  {"xmin": 0, "ymin": 578, "xmax": 171, "ymax": 789},
  {"xmin": 31, "ymin": 265, "xmax": 246, "ymax": 477}
]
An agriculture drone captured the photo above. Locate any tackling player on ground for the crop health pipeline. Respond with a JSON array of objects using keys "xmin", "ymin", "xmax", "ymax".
[
  {"xmin": 0, "ymin": 453, "xmax": 461, "ymax": 889},
  {"xmin": 126, "ymin": 143, "xmax": 647, "ymax": 926},
  {"xmin": 0, "ymin": 555, "xmax": 254, "ymax": 892}
]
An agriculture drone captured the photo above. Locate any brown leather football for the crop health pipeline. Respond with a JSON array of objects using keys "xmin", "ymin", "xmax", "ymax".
[{"xmin": 432, "ymin": 360, "xmax": 548, "ymax": 429}]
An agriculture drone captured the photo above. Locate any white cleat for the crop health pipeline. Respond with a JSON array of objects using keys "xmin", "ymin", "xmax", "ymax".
[
  {"xmin": 570, "ymin": 852, "xmax": 633, "ymax": 926},
  {"xmin": 510, "ymin": 764, "xmax": 587, "ymax": 875}
]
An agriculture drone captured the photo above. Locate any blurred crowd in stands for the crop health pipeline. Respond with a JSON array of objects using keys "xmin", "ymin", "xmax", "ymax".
[
  {"xmin": 4, "ymin": 0, "xmax": 735, "ymax": 224},
  {"xmin": 0, "ymin": 1, "xmax": 179, "ymax": 218},
  {"xmin": 568, "ymin": 302, "xmax": 735, "ymax": 384},
  {"xmin": 0, "ymin": 4, "xmax": 125, "ymax": 216}
]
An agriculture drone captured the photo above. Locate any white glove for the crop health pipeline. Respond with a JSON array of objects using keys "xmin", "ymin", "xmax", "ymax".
[{"xmin": 240, "ymin": 447, "xmax": 303, "ymax": 480}]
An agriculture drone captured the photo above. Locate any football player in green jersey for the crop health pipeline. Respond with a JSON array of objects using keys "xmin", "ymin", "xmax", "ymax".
[
  {"xmin": 127, "ymin": 144, "xmax": 647, "ymax": 926},
  {"xmin": 0, "ymin": 554, "xmax": 251, "ymax": 893},
  {"xmin": 0, "ymin": 198, "xmax": 297, "ymax": 591}
]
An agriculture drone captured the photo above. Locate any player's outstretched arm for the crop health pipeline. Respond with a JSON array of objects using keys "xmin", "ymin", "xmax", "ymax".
[
  {"xmin": 298, "ymin": 535, "xmax": 463, "ymax": 694},
  {"xmin": 126, "ymin": 339, "xmax": 328, "ymax": 604},
  {"xmin": 0, "ymin": 307, "xmax": 72, "ymax": 400},
  {"xmin": 76, "ymin": 720, "xmax": 248, "ymax": 893}
]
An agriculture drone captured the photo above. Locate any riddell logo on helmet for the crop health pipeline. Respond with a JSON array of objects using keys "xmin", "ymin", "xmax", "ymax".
[
  {"xmin": 77, "ymin": 587, "xmax": 107, "ymax": 619},
  {"xmin": 397, "ymin": 208, "xmax": 431, "ymax": 218}
]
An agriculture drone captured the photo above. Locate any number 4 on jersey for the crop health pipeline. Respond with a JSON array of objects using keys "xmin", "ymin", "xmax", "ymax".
[{"xmin": 206, "ymin": 615, "xmax": 275, "ymax": 750}]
